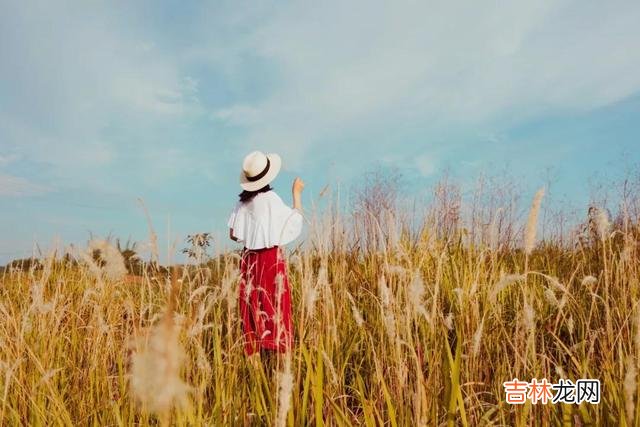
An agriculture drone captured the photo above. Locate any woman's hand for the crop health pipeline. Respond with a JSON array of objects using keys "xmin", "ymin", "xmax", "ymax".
[
  {"xmin": 292, "ymin": 177, "xmax": 305, "ymax": 195},
  {"xmin": 292, "ymin": 177, "xmax": 304, "ymax": 210}
]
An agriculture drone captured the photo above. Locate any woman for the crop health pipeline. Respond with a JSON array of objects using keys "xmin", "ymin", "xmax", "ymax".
[{"xmin": 228, "ymin": 151, "xmax": 304, "ymax": 355}]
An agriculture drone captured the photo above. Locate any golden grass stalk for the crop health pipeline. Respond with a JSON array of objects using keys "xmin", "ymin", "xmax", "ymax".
[
  {"xmin": 624, "ymin": 356, "xmax": 637, "ymax": 425},
  {"xmin": 524, "ymin": 187, "xmax": 545, "ymax": 256},
  {"xmin": 276, "ymin": 354, "xmax": 293, "ymax": 427}
]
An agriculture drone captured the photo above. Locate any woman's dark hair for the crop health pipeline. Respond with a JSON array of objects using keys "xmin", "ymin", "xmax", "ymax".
[{"xmin": 238, "ymin": 184, "xmax": 272, "ymax": 203}]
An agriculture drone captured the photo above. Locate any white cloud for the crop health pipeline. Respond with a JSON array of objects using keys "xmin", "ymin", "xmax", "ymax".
[
  {"xmin": 0, "ymin": 1, "xmax": 202, "ymax": 175},
  {"xmin": 414, "ymin": 155, "xmax": 437, "ymax": 177},
  {"xmin": 0, "ymin": 154, "xmax": 19, "ymax": 166},
  {"xmin": 0, "ymin": 173, "xmax": 48, "ymax": 196},
  {"xmin": 213, "ymin": 105, "xmax": 262, "ymax": 126},
  {"xmin": 212, "ymin": 0, "xmax": 640, "ymax": 166}
]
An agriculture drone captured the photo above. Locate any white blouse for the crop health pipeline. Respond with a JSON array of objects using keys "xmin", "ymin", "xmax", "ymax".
[{"xmin": 227, "ymin": 190, "xmax": 303, "ymax": 249}]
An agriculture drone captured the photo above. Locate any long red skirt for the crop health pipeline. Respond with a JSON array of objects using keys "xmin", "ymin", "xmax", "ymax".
[{"xmin": 239, "ymin": 246, "xmax": 293, "ymax": 355}]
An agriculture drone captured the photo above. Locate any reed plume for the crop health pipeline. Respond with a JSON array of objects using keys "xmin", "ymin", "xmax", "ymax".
[{"xmin": 524, "ymin": 187, "xmax": 545, "ymax": 256}]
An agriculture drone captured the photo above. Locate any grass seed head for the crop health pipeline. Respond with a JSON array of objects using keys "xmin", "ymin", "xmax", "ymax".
[
  {"xmin": 130, "ymin": 321, "xmax": 190, "ymax": 413},
  {"xmin": 524, "ymin": 187, "xmax": 545, "ymax": 256}
]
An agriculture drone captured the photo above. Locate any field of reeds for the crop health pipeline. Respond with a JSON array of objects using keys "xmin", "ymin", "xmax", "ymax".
[{"xmin": 1, "ymin": 171, "xmax": 639, "ymax": 426}]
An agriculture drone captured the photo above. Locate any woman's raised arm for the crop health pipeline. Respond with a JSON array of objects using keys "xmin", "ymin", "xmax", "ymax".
[{"xmin": 292, "ymin": 177, "xmax": 304, "ymax": 210}]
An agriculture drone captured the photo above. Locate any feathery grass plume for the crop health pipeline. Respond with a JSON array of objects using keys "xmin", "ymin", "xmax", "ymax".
[
  {"xmin": 303, "ymin": 281, "xmax": 318, "ymax": 319},
  {"xmin": 531, "ymin": 272, "xmax": 569, "ymax": 294},
  {"xmin": 322, "ymin": 350, "xmax": 339, "ymax": 385},
  {"xmin": 95, "ymin": 309, "xmax": 109, "ymax": 334},
  {"xmin": 88, "ymin": 239, "xmax": 127, "ymax": 281},
  {"xmin": 489, "ymin": 274, "xmax": 525, "ymax": 302},
  {"xmin": 317, "ymin": 261, "xmax": 329, "ymax": 289},
  {"xmin": 544, "ymin": 288, "xmax": 559, "ymax": 308},
  {"xmin": 472, "ymin": 317, "xmax": 485, "ymax": 356},
  {"xmin": 622, "ymin": 241, "xmax": 635, "ymax": 263},
  {"xmin": 289, "ymin": 254, "xmax": 303, "ymax": 272},
  {"xmin": 81, "ymin": 288, "xmax": 98, "ymax": 306},
  {"xmin": 30, "ymin": 282, "xmax": 53, "ymax": 314},
  {"xmin": 21, "ymin": 312, "xmax": 32, "ymax": 334},
  {"xmin": 634, "ymin": 307, "xmax": 640, "ymax": 359},
  {"xmin": 408, "ymin": 270, "xmax": 428, "ymax": 316},
  {"xmin": 386, "ymin": 265, "xmax": 409, "ymax": 276},
  {"xmin": 131, "ymin": 266, "xmax": 189, "ymax": 415},
  {"xmin": 452, "ymin": 287, "xmax": 464, "ymax": 307},
  {"xmin": 345, "ymin": 291, "xmax": 364, "ymax": 328},
  {"xmin": 275, "ymin": 272, "xmax": 286, "ymax": 298},
  {"xmin": 378, "ymin": 274, "xmax": 397, "ymax": 339},
  {"xmin": 173, "ymin": 313, "xmax": 187, "ymax": 330},
  {"xmin": 581, "ymin": 275, "xmax": 598, "ymax": 287},
  {"xmin": 595, "ymin": 207, "xmax": 610, "ymax": 240},
  {"xmin": 220, "ymin": 267, "xmax": 240, "ymax": 313},
  {"xmin": 188, "ymin": 301, "xmax": 214, "ymax": 338},
  {"xmin": 523, "ymin": 302, "xmax": 536, "ymax": 335},
  {"xmin": 39, "ymin": 368, "xmax": 62, "ymax": 385},
  {"xmin": 378, "ymin": 275, "xmax": 391, "ymax": 307},
  {"xmin": 383, "ymin": 311, "xmax": 398, "ymax": 341},
  {"xmin": 276, "ymin": 355, "xmax": 293, "ymax": 427},
  {"xmin": 193, "ymin": 340, "xmax": 212, "ymax": 378},
  {"xmin": 227, "ymin": 252, "xmax": 242, "ymax": 262},
  {"xmin": 469, "ymin": 281, "xmax": 479, "ymax": 296},
  {"xmin": 385, "ymin": 209, "xmax": 400, "ymax": 252},
  {"xmin": 130, "ymin": 320, "xmax": 190, "ymax": 414},
  {"xmin": 566, "ymin": 316, "xmax": 574, "ymax": 334},
  {"xmin": 0, "ymin": 358, "xmax": 22, "ymax": 402},
  {"xmin": 624, "ymin": 356, "xmax": 637, "ymax": 425},
  {"xmin": 138, "ymin": 198, "xmax": 160, "ymax": 265},
  {"xmin": 39, "ymin": 248, "xmax": 56, "ymax": 285},
  {"xmin": 524, "ymin": 187, "xmax": 545, "ymax": 255},
  {"xmin": 187, "ymin": 286, "xmax": 211, "ymax": 304},
  {"xmin": 444, "ymin": 312, "xmax": 454, "ymax": 330},
  {"xmin": 489, "ymin": 207, "xmax": 504, "ymax": 251},
  {"xmin": 74, "ymin": 245, "xmax": 105, "ymax": 283},
  {"xmin": 243, "ymin": 278, "xmax": 254, "ymax": 306},
  {"xmin": 522, "ymin": 300, "xmax": 537, "ymax": 364}
]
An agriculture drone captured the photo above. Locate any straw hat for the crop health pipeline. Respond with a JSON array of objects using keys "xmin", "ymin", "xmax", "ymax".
[{"xmin": 239, "ymin": 151, "xmax": 282, "ymax": 191}]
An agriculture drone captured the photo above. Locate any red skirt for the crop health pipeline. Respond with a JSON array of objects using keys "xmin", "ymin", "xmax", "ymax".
[{"xmin": 239, "ymin": 246, "xmax": 293, "ymax": 355}]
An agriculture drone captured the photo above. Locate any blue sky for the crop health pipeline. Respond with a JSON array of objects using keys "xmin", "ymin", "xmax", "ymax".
[{"xmin": 1, "ymin": 0, "xmax": 639, "ymax": 263}]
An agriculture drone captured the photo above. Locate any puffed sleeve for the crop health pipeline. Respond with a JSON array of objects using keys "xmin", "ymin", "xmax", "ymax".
[
  {"xmin": 227, "ymin": 204, "xmax": 238, "ymax": 228},
  {"xmin": 277, "ymin": 207, "xmax": 303, "ymax": 246},
  {"xmin": 227, "ymin": 203, "xmax": 245, "ymax": 242},
  {"xmin": 268, "ymin": 193, "xmax": 303, "ymax": 246}
]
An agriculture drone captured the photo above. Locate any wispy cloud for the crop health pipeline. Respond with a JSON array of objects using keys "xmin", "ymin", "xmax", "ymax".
[
  {"xmin": 0, "ymin": 1, "xmax": 203, "ymax": 190},
  {"xmin": 0, "ymin": 173, "xmax": 48, "ymax": 197},
  {"xmin": 211, "ymin": 0, "xmax": 640, "ymax": 167},
  {"xmin": 3, "ymin": 1, "xmax": 639, "ymax": 178}
]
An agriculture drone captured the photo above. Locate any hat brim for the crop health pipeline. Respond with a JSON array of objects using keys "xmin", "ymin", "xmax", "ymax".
[{"xmin": 240, "ymin": 153, "xmax": 281, "ymax": 191}]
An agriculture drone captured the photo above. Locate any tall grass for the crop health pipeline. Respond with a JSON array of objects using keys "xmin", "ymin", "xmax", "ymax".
[{"xmin": 1, "ymin": 174, "xmax": 639, "ymax": 425}]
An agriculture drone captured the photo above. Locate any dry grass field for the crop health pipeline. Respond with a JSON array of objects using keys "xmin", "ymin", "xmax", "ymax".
[{"xmin": 1, "ymin": 174, "xmax": 639, "ymax": 426}]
